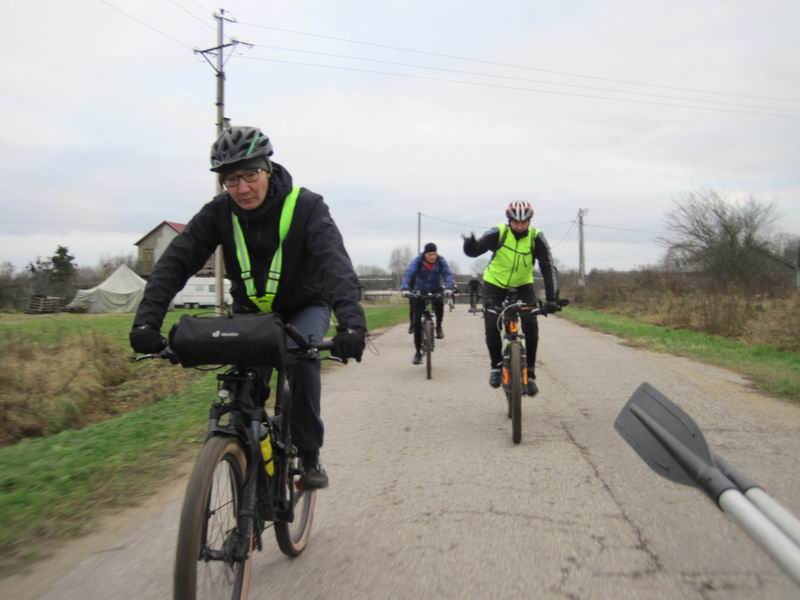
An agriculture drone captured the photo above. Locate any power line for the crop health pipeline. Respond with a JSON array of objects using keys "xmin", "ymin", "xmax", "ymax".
[
  {"xmin": 167, "ymin": 0, "xmax": 216, "ymax": 32},
  {"xmin": 420, "ymin": 213, "xmax": 492, "ymax": 231},
  {"xmin": 182, "ymin": 0, "xmax": 214, "ymax": 16},
  {"xmin": 554, "ymin": 221, "xmax": 578, "ymax": 250},
  {"xmin": 242, "ymin": 44, "xmax": 800, "ymax": 115},
  {"xmin": 420, "ymin": 213, "xmax": 575, "ymax": 231},
  {"xmin": 235, "ymin": 21, "xmax": 800, "ymax": 105},
  {"xmin": 584, "ymin": 223, "xmax": 665, "ymax": 235},
  {"xmin": 234, "ymin": 56, "xmax": 798, "ymax": 119},
  {"xmin": 97, "ymin": 0, "xmax": 193, "ymax": 50}
]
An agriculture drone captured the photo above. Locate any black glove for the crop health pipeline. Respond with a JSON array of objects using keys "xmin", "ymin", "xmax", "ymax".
[
  {"xmin": 462, "ymin": 232, "xmax": 479, "ymax": 254},
  {"xmin": 331, "ymin": 328, "xmax": 366, "ymax": 363},
  {"xmin": 544, "ymin": 301, "xmax": 560, "ymax": 314},
  {"xmin": 129, "ymin": 324, "xmax": 167, "ymax": 354}
]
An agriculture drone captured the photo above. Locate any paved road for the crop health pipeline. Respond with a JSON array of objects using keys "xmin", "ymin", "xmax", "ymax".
[{"xmin": 3, "ymin": 308, "xmax": 799, "ymax": 599}]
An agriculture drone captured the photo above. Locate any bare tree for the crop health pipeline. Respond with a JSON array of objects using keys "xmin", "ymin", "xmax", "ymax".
[
  {"xmin": 471, "ymin": 258, "xmax": 489, "ymax": 276},
  {"xmin": 772, "ymin": 233, "xmax": 800, "ymax": 266},
  {"xmin": 97, "ymin": 253, "xmax": 136, "ymax": 279},
  {"xmin": 0, "ymin": 262, "xmax": 28, "ymax": 309},
  {"xmin": 660, "ymin": 189, "xmax": 776, "ymax": 291},
  {"xmin": 356, "ymin": 264, "xmax": 390, "ymax": 277},
  {"xmin": 388, "ymin": 246, "xmax": 414, "ymax": 288}
]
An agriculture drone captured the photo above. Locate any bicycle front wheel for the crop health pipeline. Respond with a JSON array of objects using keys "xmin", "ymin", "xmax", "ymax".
[
  {"xmin": 274, "ymin": 454, "xmax": 318, "ymax": 557},
  {"xmin": 424, "ymin": 319, "xmax": 434, "ymax": 380},
  {"xmin": 510, "ymin": 342, "xmax": 523, "ymax": 444},
  {"xmin": 174, "ymin": 437, "xmax": 253, "ymax": 600}
]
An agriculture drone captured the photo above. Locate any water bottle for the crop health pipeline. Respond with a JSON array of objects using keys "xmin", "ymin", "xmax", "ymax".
[{"xmin": 258, "ymin": 423, "xmax": 275, "ymax": 477}]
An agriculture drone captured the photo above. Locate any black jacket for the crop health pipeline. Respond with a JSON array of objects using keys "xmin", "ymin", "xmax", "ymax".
[
  {"xmin": 134, "ymin": 163, "xmax": 366, "ymax": 334},
  {"xmin": 463, "ymin": 226, "xmax": 560, "ymax": 301}
]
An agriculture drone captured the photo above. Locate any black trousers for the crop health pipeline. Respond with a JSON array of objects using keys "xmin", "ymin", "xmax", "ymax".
[
  {"xmin": 469, "ymin": 287, "xmax": 480, "ymax": 307},
  {"xmin": 482, "ymin": 282, "xmax": 538, "ymax": 371},
  {"xmin": 411, "ymin": 294, "xmax": 444, "ymax": 351},
  {"xmin": 271, "ymin": 304, "xmax": 330, "ymax": 453}
]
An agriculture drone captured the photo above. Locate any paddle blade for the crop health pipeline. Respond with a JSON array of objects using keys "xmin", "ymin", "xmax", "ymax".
[{"xmin": 615, "ymin": 382, "xmax": 714, "ymax": 487}]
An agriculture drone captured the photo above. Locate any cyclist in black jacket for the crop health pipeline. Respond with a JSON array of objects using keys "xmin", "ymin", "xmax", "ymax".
[
  {"xmin": 129, "ymin": 126, "xmax": 367, "ymax": 489},
  {"xmin": 463, "ymin": 200, "xmax": 559, "ymax": 396}
]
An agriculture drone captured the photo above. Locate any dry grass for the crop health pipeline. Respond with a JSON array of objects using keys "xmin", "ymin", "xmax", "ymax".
[
  {"xmin": 564, "ymin": 272, "xmax": 799, "ymax": 353},
  {"xmin": 0, "ymin": 332, "xmax": 198, "ymax": 445}
]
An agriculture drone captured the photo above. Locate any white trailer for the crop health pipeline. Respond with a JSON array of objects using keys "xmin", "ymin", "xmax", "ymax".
[{"xmin": 172, "ymin": 277, "xmax": 232, "ymax": 308}]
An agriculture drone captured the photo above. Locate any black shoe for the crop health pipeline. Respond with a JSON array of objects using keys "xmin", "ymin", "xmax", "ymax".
[
  {"xmin": 412, "ymin": 351, "xmax": 422, "ymax": 365},
  {"xmin": 300, "ymin": 452, "xmax": 329, "ymax": 489},
  {"xmin": 408, "ymin": 323, "xmax": 413, "ymax": 334},
  {"xmin": 489, "ymin": 368, "xmax": 502, "ymax": 388},
  {"xmin": 435, "ymin": 326, "xmax": 444, "ymax": 339},
  {"xmin": 526, "ymin": 368, "xmax": 538, "ymax": 396}
]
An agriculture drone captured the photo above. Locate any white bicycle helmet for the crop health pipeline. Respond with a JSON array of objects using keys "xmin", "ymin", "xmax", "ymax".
[{"xmin": 505, "ymin": 200, "xmax": 534, "ymax": 221}]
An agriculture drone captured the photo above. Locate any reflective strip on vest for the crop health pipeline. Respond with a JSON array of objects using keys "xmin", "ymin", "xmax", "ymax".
[
  {"xmin": 483, "ymin": 224, "xmax": 541, "ymax": 289},
  {"xmin": 231, "ymin": 186, "xmax": 301, "ymax": 313}
]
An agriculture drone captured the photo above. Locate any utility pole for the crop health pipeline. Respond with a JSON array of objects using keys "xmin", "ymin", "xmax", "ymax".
[
  {"xmin": 578, "ymin": 208, "xmax": 589, "ymax": 287},
  {"xmin": 417, "ymin": 212, "xmax": 421, "ymax": 254},
  {"xmin": 195, "ymin": 9, "xmax": 241, "ymax": 314}
]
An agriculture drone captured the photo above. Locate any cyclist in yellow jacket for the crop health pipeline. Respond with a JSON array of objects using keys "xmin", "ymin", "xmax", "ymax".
[{"xmin": 463, "ymin": 201, "xmax": 559, "ymax": 396}]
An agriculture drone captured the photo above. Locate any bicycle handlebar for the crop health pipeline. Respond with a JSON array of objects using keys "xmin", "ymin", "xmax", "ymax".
[
  {"xmin": 133, "ymin": 323, "xmax": 337, "ymax": 363},
  {"xmin": 486, "ymin": 298, "xmax": 570, "ymax": 317},
  {"xmin": 404, "ymin": 291, "xmax": 446, "ymax": 300}
]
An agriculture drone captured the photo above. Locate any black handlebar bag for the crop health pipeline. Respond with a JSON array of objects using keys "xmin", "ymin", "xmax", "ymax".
[{"xmin": 169, "ymin": 313, "xmax": 287, "ymax": 368}]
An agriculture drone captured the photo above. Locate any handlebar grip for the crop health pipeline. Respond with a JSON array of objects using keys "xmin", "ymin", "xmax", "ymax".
[{"xmin": 284, "ymin": 323, "xmax": 310, "ymax": 350}]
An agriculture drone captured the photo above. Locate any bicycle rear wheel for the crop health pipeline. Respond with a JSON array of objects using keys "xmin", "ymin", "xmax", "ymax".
[
  {"xmin": 424, "ymin": 319, "xmax": 434, "ymax": 380},
  {"xmin": 274, "ymin": 454, "xmax": 318, "ymax": 557},
  {"xmin": 174, "ymin": 436, "xmax": 252, "ymax": 600},
  {"xmin": 510, "ymin": 342, "xmax": 523, "ymax": 444}
]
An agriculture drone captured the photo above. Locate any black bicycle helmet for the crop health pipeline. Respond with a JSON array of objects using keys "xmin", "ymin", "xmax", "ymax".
[{"xmin": 210, "ymin": 126, "xmax": 274, "ymax": 172}]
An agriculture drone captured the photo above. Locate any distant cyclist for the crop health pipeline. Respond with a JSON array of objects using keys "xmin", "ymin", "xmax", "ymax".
[
  {"xmin": 400, "ymin": 242, "xmax": 455, "ymax": 364},
  {"xmin": 463, "ymin": 201, "xmax": 559, "ymax": 395},
  {"xmin": 467, "ymin": 276, "xmax": 481, "ymax": 311}
]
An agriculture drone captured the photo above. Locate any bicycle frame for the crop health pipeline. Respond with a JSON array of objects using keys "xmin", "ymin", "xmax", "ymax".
[
  {"xmin": 407, "ymin": 292, "xmax": 443, "ymax": 338},
  {"xmin": 138, "ymin": 324, "xmax": 334, "ymax": 566},
  {"xmin": 203, "ymin": 364, "xmax": 296, "ymax": 561}
]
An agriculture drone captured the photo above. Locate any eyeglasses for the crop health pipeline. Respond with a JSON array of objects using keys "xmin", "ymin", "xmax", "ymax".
[{"xmin": 222, "ymin": 168, "xmax": 266, "ymax": 189}]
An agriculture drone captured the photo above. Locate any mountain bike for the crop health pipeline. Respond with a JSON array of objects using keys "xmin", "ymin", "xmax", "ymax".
[
  {"xmin": 468, "ymin": 288, "xmax": 482, "ymax": 315},
  {"xmin": 487, "ymin": 296, "xmax": 569, "ymax": 444},
  {"xmin": 446, "ymin": 290, "xmax": 456, "ymax": 312},
  {"xmin": 135, "ymin": 315, "xmax": 341, "ymax": 600},
  {"xmin": 407, "ymin": 291, "xmax": 443, "ymax": 380}
]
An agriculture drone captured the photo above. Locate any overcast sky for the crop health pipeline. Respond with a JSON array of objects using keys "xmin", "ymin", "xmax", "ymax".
[{"xmin": 2, "ymin": 0, "xmax": 798, "ymax": 276}]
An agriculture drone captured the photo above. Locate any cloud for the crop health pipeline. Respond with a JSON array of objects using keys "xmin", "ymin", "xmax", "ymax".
[{"xmin": 1, "ymin": 0, "xmax": 798, "ymax": 273}]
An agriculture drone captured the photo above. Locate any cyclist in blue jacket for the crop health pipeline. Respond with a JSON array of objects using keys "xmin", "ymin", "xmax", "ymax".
[{"xmin": 400, "ymin": 242, "xmax": 455, "ymax": 364}]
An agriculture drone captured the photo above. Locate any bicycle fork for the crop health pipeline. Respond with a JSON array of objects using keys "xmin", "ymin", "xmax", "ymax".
[{"xmin": 502, "ymin": 341, "xmax": 529, "ymax": 390}]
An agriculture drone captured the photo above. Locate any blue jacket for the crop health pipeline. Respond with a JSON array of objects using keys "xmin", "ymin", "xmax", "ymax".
[{"xmin": 401, "ymin": 255, "xmax": 455, "ymax": 293}]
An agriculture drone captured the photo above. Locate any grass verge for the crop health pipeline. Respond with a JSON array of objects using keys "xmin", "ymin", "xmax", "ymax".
[
  {"xmin": 0, "ymin": 303, "xmax": 408, "ymax": 575},
  {"xmin": 561, "ymin": 306, "xmax": 800, "ymax": 400}
]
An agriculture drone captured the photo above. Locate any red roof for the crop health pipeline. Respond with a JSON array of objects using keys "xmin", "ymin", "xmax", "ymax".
[{"xmin": 134, "ymin": 221, "xmax": 187, "ymax": 246}]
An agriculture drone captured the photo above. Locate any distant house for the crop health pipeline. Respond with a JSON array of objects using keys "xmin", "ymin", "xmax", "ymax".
[
  {"xmin": 754, "ymin": 247, "xmax": 799, "ymax": 290},
  {"xmin": 134, "ymin": 221, "xmax": 214, "ymax": 278}
]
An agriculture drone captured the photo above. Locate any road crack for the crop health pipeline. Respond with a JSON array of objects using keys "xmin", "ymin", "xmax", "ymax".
[{"xmin": 561, "ymin": 421, "xmax": 663, "ymax": 577}]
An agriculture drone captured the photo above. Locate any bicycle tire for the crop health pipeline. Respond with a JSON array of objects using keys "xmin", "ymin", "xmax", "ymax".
[
  {"xmin": 274, "ymin": 454, "xmax": 318, "ymax": 557},
  {"xmin": 174, "ymin": 436, "xmax": 252, "ymax": 600},
  {"xmin": 424, "ymin": 319, "xmax": 434, "ymax": 380},
  {"xmin": 510, "ymin": 342, "xmax": 523, "ymax": 444}
]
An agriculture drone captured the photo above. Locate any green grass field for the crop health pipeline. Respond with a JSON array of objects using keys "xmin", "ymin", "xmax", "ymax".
[
  {"xmin": 561, "ymin": 306, "xmax": 800, "ymax": 399},
  {"xmin": 0, "ymin": 303, "xmax": 407, "ymax": 574}
]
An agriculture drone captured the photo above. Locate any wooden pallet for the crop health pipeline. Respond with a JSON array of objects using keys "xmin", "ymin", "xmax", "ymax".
[{"xmin": 25, "ymin": 295, "xmax": 66, "ymax": 314}]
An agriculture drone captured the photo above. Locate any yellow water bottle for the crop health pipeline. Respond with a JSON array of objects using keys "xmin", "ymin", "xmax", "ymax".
[{"xmin": 259, "ymin": 426, "xmax": 275, "ymax": 477}]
